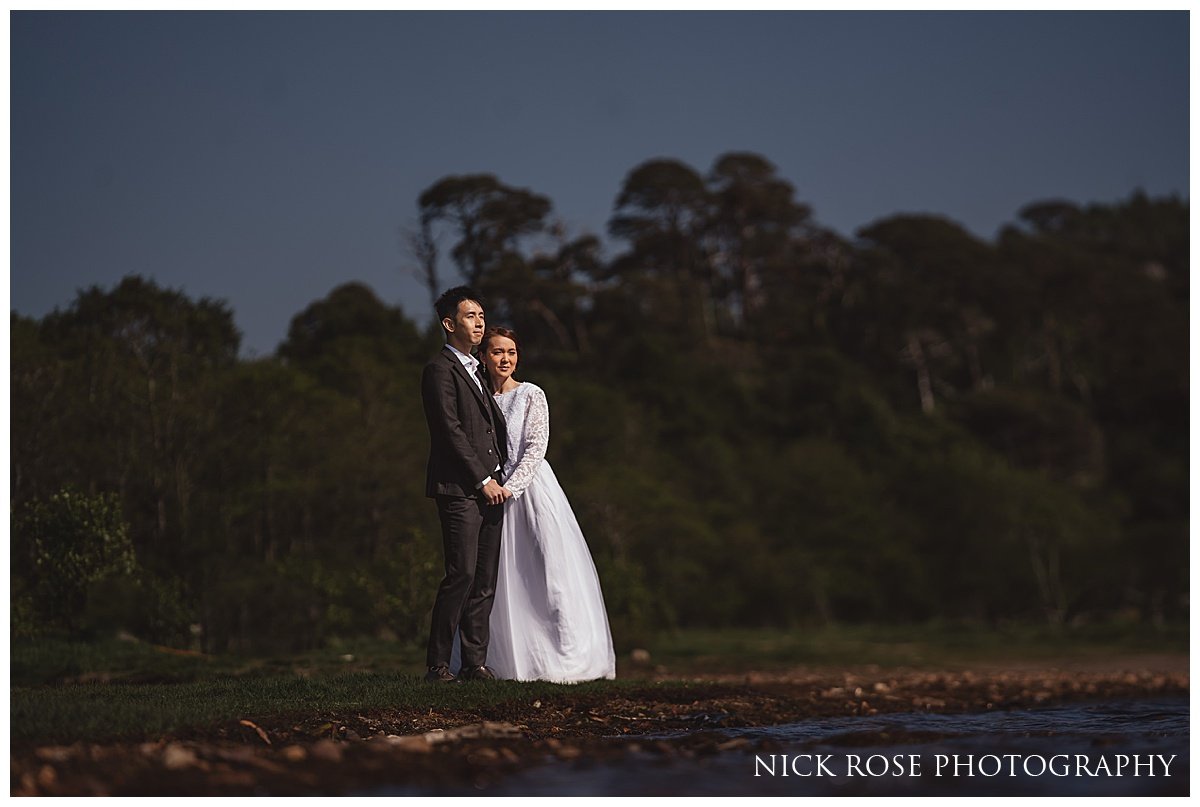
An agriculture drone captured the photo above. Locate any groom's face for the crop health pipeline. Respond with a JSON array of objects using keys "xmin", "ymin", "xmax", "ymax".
[{"xmin": 444, "ymin": 299, "xmax": 485, "ymax": 348}]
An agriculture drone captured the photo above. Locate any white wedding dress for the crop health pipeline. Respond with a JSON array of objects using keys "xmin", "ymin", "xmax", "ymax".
[{"xmin": 453, "ymin": 381, "xmax": 616, "ymax": 682}]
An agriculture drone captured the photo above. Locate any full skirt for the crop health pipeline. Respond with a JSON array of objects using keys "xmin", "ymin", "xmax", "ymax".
[{"xmin": 454, "ymin": 461, "xmax": 615, "ymax": 682}]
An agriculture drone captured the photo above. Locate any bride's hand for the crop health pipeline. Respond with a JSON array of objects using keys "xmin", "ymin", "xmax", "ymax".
[{"xmin": 482, "ymin": 479, "xmax": 508, "ymax": 505}]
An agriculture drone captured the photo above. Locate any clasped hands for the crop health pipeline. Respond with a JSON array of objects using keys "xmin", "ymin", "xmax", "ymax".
[{"xmin": 482, "ymin": 479, "xmax": 512, "ymax": 506}]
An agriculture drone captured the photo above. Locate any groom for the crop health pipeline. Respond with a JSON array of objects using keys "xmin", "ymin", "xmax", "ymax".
[{"xmin": 421, "ymin": 286, "xmax": 511, "ymax": 683}]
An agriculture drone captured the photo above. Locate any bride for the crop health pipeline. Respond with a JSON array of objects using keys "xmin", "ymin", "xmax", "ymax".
[{"xmin": 454, "ymin": 326, "xmax": 616, "ymax": 683}]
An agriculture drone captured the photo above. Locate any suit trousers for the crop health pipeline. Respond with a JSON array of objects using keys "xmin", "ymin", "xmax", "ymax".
[{"xmin": 426, "ymin": 493, "xmax": 504, "ymax": 669}]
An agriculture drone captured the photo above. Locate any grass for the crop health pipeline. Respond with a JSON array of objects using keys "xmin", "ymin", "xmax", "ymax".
[
  {"xmin": 10, "ymin": 671, "xmax": 649, "ymax": 747},
  {"xmin": 9, "ymin": 636, "xmax": 673, "ymax": 747},
  {"xmin": 646, "ymin": 620, "xmax": 1190, "ymax": 672},
  {"xmin": 10, "ymin": 635, "xmax": 430, "ymax": 688},
  {"xmin": 11, "ymin": 621, "xmax": 1187, "ymax": 748}
]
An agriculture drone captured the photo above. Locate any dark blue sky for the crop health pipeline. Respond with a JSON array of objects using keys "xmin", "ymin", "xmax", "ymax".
[{"xmin": 11, "ymin": 11, "xmax": 1188, "ymax": 355}]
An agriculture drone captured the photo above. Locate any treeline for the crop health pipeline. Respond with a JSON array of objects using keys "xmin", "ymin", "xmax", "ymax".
[{"xmin": 11, "ymin": 152, "xmax": 1188, "ymax": 653}]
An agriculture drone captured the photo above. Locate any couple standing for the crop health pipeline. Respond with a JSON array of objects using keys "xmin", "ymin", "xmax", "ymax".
[{"xmin": 421, "ymin": 286, "xmax": 615, "ymax": 684}]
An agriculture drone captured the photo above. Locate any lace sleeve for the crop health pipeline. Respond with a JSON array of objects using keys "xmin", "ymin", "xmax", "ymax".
[{"xmin": 504, "ymin": 386, "xmax": 549, "ymax": 499}]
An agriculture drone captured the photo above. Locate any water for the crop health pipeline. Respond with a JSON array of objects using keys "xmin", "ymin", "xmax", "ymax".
[{"xmin": 378, "ymin": 698, "xmax": 1189, "ymax": 796}]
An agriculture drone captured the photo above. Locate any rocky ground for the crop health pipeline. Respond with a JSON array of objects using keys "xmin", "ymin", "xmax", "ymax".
[{"xmin": 11, "ymin": 657, "xmax": 1189, "ymax": 796}]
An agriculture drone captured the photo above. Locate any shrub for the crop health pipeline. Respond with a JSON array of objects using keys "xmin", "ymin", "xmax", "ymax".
[{"xmin": 12, "ymin": 489, "xmax": 137, "ymax": 634}]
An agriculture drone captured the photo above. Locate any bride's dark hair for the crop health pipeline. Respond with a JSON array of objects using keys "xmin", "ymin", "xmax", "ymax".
[{"xmin": 481, "ymin": 326, "xmax": 520, "ymax": 353}]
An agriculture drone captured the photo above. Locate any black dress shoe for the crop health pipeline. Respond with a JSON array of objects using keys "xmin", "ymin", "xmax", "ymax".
[
  {"xmin": 424, "ymin": 665, "xmax": 459, "ymax": 684},
  {"xmin": 458, "ymin": 665, "xmax": 497, "ymax": 682}
]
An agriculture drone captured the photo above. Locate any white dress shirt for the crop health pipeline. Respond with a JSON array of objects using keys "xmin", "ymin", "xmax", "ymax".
[{"xmin": 445, "ymin": 343, "xmax": 484, "ymax": 394}]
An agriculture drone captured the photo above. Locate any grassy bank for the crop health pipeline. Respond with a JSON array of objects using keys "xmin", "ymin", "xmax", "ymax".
[
  {"xmin": 10, "ymin": 671, "xmax": 654, "ymax": 746},
  {"xmin": 11, "ymin": 621, "xmax": 1187, "ymax": 747},
  {"xmin": 647, "ymin": 621, "xmax": 1189, "ymax": 672}
]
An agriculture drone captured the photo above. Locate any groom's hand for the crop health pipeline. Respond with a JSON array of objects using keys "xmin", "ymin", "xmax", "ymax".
[{"xmin": 482, "ymin": 479, "xmax": 511, "ymax": 505}]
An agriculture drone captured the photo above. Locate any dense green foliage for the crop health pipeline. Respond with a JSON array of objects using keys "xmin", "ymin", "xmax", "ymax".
[
  {"xmin": 12, "ymin": 489, "xmax": 136, "ymax": 635},
  {"xmin": 12, "ymin": 152, "xmax": 1187, "ymax": 652}
]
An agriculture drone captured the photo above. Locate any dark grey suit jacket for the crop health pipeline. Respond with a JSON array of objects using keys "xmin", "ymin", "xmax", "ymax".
[{"xmin": 421, "ymin": 347, "xmax": 508, "ymax": 498}]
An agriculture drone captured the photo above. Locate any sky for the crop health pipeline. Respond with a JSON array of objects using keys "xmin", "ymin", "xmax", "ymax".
[{"xmin": 10, "ymin": 11, "xmax": 1189, "ymax": 356}]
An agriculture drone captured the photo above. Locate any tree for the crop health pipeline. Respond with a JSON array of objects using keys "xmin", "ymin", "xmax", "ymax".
[
  {"xmin": 417, "ymin": 174, "xmax": 551, "ymax": 287},
  {"xmin": 481, "ymin": 231, "xmax": 599, "ymax": 357},
  {"xmin": 608, "ymin": 158, "xmax": 716, "ymax": 342},
  {"xmin": 706, "ymin": 152, "xmax": 813, "ymax": 331},
  {"xmin": 37, "ymin": 276, "xmax": 239, "ymax": 568},
  {"xmin": 852, "ymin": 215, "xmax": 998, "ymax": 413}
]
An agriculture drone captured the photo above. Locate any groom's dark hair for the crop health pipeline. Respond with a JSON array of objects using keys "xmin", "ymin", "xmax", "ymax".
[{"xmin": 435, "ymin": 286, "xmax": 484, "ymax": 324}]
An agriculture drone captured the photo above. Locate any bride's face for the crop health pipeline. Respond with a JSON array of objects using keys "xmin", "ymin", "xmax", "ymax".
[{"xmin": 484, "ymin": 335, "xmax": 518, "ymax": 383}]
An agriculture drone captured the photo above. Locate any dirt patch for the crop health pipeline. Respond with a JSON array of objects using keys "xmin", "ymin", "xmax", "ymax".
[{"xmin": 11, "ymin": 662, "xmax": 1188, "ymax": 796}]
